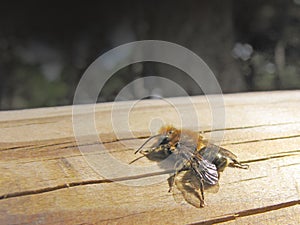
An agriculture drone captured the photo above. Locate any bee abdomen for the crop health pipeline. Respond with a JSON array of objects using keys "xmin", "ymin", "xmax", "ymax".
[{"xmin": 212, "ymin": 154, "xmax": 229, "ymax": 172}]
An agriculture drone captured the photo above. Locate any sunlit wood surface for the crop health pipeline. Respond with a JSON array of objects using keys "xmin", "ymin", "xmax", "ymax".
[{"xmin": 1, "ymin": 91, "xmax": 300, "ymax": 224}]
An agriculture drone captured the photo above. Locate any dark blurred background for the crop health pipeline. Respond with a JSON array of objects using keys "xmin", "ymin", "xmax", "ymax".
[{"xmin": 0, "ymin": 0, "xmax": 300, "ymax": 110}]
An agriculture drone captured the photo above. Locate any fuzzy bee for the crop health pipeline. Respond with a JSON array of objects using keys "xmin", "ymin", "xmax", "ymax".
[{"xmin": 133, "ymin": 125, "xmax": 248, "ymax": 207}]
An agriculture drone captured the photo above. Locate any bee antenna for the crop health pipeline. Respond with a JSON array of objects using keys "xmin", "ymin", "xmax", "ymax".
[
  {"xmin": 134, "ymin": 134, "xmax": 161, "ymax": 154},
  {"xmin": 129, "ymin": 155, "xmax": 146, "ymax": 164}
]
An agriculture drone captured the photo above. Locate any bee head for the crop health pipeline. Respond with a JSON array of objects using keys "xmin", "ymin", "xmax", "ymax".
[
  {"xmin": 134, "ymin": 125, "xmax": 180, "ymax": 155},
  {"xmin": 158, "ymin": 125, "xmax": 180, "ymax": 145}
]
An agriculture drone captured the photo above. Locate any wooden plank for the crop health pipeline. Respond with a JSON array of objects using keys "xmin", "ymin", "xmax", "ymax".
[
  {"xmin": 0, "ymin": 91, "xmax": 300, "ymax": 224},
  {"xmin": 1, "ymin": 156, "xmax": 299, "ymax": 224},
  {"xmin": 1, "ymin": 126, "xmax": 300, "ymax": 196},
  {"xmin": 0, "ymin": 90, "xmax": 300, "ymax": 143}
]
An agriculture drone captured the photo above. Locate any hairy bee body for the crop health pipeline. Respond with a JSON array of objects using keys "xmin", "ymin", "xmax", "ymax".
[{"xmin": 133, "ymin": 125, "xmax": 248, "ymax": 207}]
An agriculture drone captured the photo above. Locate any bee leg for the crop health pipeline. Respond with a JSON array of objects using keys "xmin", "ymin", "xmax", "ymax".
[
  {"xmin": 168, "ymin": 169, "xmax": 183, "ymax": 193},
  {"xmin": 229, "ymin": 159, "xmax": 249, "ymax": 169},
  {"xmin": 195, "ymin": 178, "xmax": 205, "ymax": 207},
  {"xmin": 129, "ymin": 147, "xmax": 159, "ymax": 164},
  {"xmin": 139, "ymin": 148, "xmax": 153, "ymax": 155},
  {"xmin": 168, "ymin": 174, "xmax": 176, "ymax": 193},
  {"xmin": 191, "ymin": 166, "xmax": 206, "ymax": 207}
]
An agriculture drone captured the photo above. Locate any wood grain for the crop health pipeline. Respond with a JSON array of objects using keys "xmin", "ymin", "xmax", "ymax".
[{"xmin": 0, "ymin": 91, "xmax": 300, "ymax": 224}]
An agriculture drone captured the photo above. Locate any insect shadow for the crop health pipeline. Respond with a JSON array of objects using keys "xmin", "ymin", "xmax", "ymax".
[
  {"xmin": 169, "ymin": 170, "xmax": 220, "ymax": 208},
  {"xmin": 131, "ymin": 148, "xmax": 221, "ymax": 208}
]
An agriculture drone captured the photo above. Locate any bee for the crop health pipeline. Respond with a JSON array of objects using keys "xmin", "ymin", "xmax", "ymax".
[{"xmin": 132, "ymin": 125, "xmax": 248, "ymax": 207}]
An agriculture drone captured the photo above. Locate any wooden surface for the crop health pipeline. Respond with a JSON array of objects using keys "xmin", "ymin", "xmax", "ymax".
[{"xmin": 0, "ymin": 91, "xmax": 300, "ymax": 224}]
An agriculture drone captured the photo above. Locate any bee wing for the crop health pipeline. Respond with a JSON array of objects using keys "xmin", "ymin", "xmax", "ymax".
[
  {"xmin": 199, "ymin": 143, "xmax": 237, "ymax": 161},
  {"xmin": 178, "ymin": 137, "xmax": 197, "ymax": 151},
  {"xmin": 177, "ymin": 143, "xmax": 219, "ymax": 186},
  {"xmin": 194, "ymin": 157, "xmax": 219, "ymax": 185}
]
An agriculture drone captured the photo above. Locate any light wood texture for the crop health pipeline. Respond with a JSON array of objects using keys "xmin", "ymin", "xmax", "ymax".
[{"xmin": 0, "ymin": 91, "xmax": 300, "ymax": 224}]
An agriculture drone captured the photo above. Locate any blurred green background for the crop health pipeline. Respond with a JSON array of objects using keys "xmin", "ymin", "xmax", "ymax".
[{"xmin": 0, "ymin": 0, "xmax": 300, "ymax": 110}]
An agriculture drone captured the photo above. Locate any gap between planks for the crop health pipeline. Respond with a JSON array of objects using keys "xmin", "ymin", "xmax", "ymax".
[{"xmin": 189, "ymin": 199, "xmax": 300, "ymax": 225}]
